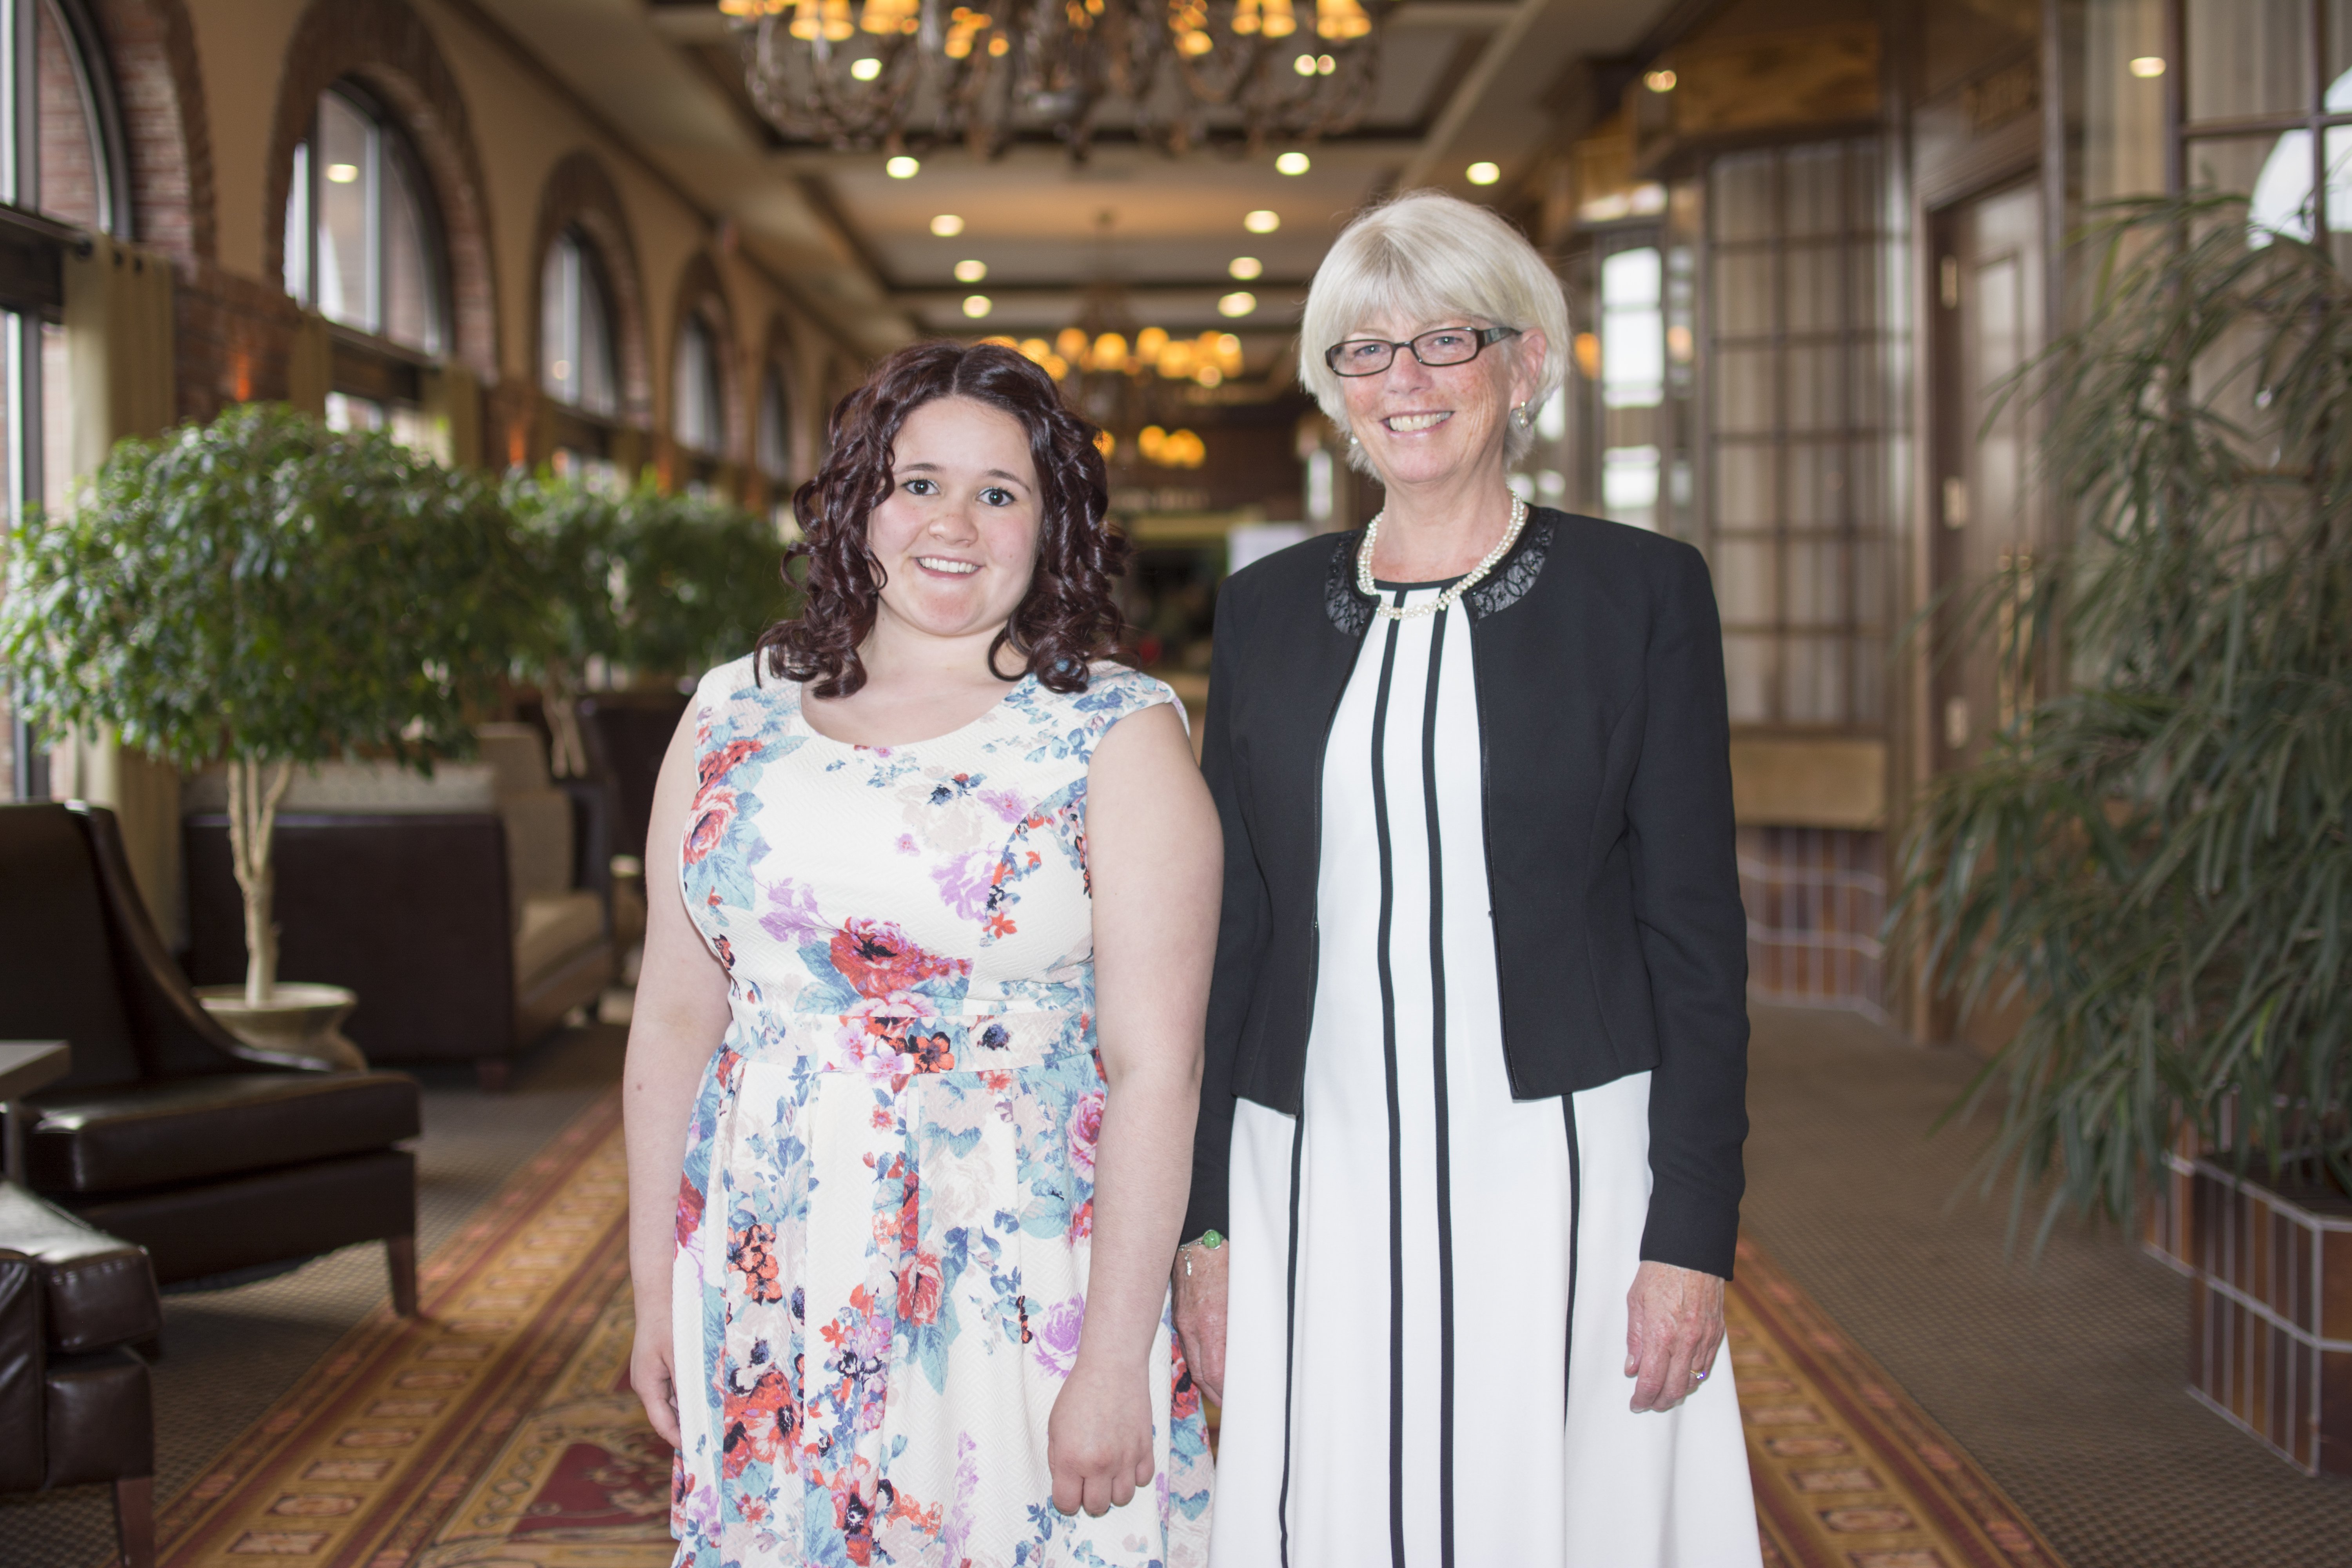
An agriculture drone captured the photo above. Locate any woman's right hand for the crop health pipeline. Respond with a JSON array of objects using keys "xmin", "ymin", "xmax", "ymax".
[
  {"xmin": 631, "ymin": 1315, "xmax": 682, "ymax": 1447},
  {"xmin": 1171, "ymin": 1242, "xmax": 1229, "ymax": 1406}
]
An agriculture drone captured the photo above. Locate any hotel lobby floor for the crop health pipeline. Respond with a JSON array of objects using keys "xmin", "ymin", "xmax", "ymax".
[
  {"xmin": 1742, "ymin": 1005, "xmax": 2352, "ymax": 1567},
  {"xmin": 6, "ymin": 1007, "xmax": 2352, "ymax": 1566},
  {"xmin": 0, "ymin": 1023, "xmax": 629, "ymax": 1568}
]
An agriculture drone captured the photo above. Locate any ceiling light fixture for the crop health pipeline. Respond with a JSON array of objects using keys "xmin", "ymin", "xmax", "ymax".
[
  {"xmin": 1466, "ymin": 161, "xmax": 1499, "ymax": 186},
  {"xmin": 1275, "ymin": 151, "xmax": 1310, "ymax": 175},
  {"xmin": 2129, "ymin": 56, "xmax": 2166, "ymax": 78},
  {"xmin": 1219, "ymin": 291, "xmax": 1258, "ymax": 317},
  {"xmin": 1229, "ymin": 256, "xmax": 1263, "ymax": 279},
  {"xmin": 954, "ymin": 258, "xmax": 988, "ymax": 282},
  {"xmin": 722, "ymin": 0, "xmax": 1396, "ymax": 162},
  {"xmin": 930, "ymin": 213, "xmax": 965, "ymax": 236},
  {"xmin": 1644, "ymin": 68, "xmax": 1676, "ymax": 93},
  {"xmin": 963, "ymin": 294, "xmax": 992, "ymax": 318},
  {"xmin": 326, "ymin": 163, "xmax": 359, "ymax": 184},
  {"xmin": 1244, "ymin": 209, "xmax": 1281, "ymax": 234},
  {"xmin": 885, "ymin": 154, "xmax": 920, "ymax": 178}
]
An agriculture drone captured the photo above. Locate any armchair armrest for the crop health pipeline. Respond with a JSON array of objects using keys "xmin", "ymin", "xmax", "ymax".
[
  {"xmin": 66, "ymin": 806, "xmax": 323, "ymax": 1079},
  {"xmin": 0, "ymin": 1248, "xmax": 43, "ymax": 1490}
]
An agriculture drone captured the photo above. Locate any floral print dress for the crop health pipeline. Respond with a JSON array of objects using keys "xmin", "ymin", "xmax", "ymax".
[{"xmin": 668, "ymin": 653, "xmax": 1213, "ymax": 1568}]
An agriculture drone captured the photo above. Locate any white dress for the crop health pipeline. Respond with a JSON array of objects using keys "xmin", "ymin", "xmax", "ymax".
[{"xmin": 1208, "ymin": 579, "xmax": 1763, "ymax": 1568}]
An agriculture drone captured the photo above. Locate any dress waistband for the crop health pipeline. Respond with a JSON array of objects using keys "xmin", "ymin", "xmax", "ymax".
[{"xmin": 728, "ymin": 1004, "xmax": 1094, "ymax": 1076}]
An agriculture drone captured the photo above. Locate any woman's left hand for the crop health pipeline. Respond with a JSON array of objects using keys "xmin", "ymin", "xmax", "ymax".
[
  {"xmin": 1624, "ymin": 1260, "xmax": 1727, "ymax": 1413},
  {"xmin": 1047, "ymin": 1357, "xmax": 1158, "ymax": 1516}
]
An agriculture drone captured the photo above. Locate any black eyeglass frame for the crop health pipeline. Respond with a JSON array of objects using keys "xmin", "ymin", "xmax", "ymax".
[{"xmin": 1323, "ymin": 324, "xmax": 1521, "ymax": 376}]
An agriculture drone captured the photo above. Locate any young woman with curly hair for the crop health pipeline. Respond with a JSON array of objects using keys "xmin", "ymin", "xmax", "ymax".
[{"xmin": 624, "ymin": 339, "xmax": 1220, "ymax": 1567}]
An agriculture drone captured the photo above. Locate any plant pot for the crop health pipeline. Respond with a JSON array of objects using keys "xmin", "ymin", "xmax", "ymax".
[
  {"xmin": 2150, "ymin": 1152, "xmax": 2352, "ymax": 1475},
  {"xmin": 194, "ymin": 982, "xmax": 368, "ymax": 1072}
]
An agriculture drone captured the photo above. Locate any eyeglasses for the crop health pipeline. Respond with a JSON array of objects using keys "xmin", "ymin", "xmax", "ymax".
[{"xmin": 1323, "ymin": 325, "xmax": 1520, "ymax": 377}]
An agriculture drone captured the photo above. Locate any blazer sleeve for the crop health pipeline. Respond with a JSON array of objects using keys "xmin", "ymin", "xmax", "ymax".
[
  {"xmin": 1184, "ymin": 573, "xmax": 1263, "ymax": 1242},
  {"xmin": 1627, "ymin": 541, "xmax": 1750, "ymax": 1279}
]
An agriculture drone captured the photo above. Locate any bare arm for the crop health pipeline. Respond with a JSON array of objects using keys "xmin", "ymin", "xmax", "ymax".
[
  {"xmin": 1049, "ymin": 700, "xmax": 1221, "ymax": 1514},
  {"xmin": 624, "ymin": 712, "xmax": 734, "ymax": 1446}
]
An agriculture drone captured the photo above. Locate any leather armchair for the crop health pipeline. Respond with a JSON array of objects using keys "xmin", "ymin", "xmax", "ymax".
[
  {"xmin": 0, "ymin": 802, "xmax": 421, "ymax": 1304},
  {"xmin": 577, "ymin": 688, "xmax": 688, "ymax": 864},
  {"xmin": 0, "ymin": 1181, "xmax": 161, "ymax": 1568}
]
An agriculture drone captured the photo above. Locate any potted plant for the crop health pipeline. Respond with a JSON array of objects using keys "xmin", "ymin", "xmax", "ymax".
[
  {"xmin": 1895, "ymin": 196, "xmax": 2352, "ymax": 1469},
  {"xmin": 1, "ymin": 404, "xmax": 544, "ymax": 1067},
  {"xmin": 606, "ymin": 479, "xmax": 800, "ymax": 682}
]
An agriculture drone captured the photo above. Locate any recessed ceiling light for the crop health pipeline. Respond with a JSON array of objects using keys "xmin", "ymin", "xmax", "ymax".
[
  {"xmin": 1274, "ymin": 151, "xmax": 1310, "ymax": 176},
  {"xmin": 1466, "ymin": 162, "xmax": 1500, "ymax": 186},
  {"xmin": 326, "ymin": 163, "xmax": 359, "ymax": 184},
  {"xmin": 2129, "ymin": 55, "xmax": 2166, "ymax": 78},
  {"xmin": 886, "ymin": 155, "xmax": 920, "ymax": 179},
  {"xmin": 1244, "ymin": 209, "xmax": 1280, "ymax": 234},
  {"xmin": 962, "ymin": 294, "xmax": 992, "ymax": 318},
  {"xmin": 931, "ymin": 214, "xmax": 965, "ymax": 237},
  {"xmin": 954, "ymin": 259, "xmax": 988, "ymax": 283},
  {"xmin": 850, "ymin": 56, "xmax": 882, "ymax": 81},
  {"xmin": 1229, "ymin": 256, "xmax": 1263, "ymax": 280},
  {"xmin": 1218, "ymin": 291, "xmax": 1258, "ymax": 318}
]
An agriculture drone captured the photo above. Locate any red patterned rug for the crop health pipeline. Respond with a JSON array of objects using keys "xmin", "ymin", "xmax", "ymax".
[{"xmin": 125, "ymin": 1087, "xmax": 2063, "ymax": 1567}]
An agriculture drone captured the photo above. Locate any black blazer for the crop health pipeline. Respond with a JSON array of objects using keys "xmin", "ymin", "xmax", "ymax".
[{"xmin": 1185, "ymin": 508, "xmax": 1749, "ymax": 1279}]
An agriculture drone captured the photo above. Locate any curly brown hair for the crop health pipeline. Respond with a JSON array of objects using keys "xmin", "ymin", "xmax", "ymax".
[{"xmin": 758, "ymin": 341, "xmax": 1131, "ymax": 697}]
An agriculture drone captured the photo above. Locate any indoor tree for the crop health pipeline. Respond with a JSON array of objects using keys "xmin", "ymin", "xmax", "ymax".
[
  {"xmin": 506, "ymin": 470, "xmax": 797, "ymax": 754},
  {"xmin": 1896, "ymin": 194, "xmax": 2352, "ymax": 1237},
  {"xmin": 1, "ymin": 404, "xmax": 544, "ymax": 1005}
]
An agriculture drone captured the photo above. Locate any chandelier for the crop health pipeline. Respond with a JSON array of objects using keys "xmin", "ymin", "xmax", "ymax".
[{"xmin": 718, "ymin": 0, "xmax": 1393, "ymax": 158}]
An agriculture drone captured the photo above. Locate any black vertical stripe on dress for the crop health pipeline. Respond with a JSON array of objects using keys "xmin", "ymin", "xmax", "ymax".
[
  {"xmin": 1276, "ymin": 1113, "xmax": 1307, "ymax": 1567},
  {"xmin": 1367, "ymin": 605, "xmax": 1406, "ymax": 1568},
  {"xmin": 1562, "ymin": 1098, "xmax": 1583, "ymax": 1412},
  {"xmin": 1420, "ymin": 607, "xmax": 1457, "ymax": 1568}
]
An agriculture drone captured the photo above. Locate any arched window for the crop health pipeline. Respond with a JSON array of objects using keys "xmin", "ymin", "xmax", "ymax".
[
  {"xmin": 673, "ymin": 310, "xmax": 726, "ymax": 457},
  {"xmin": 541, "ymin": 230, "xmax": 619, "ymax": 417},
  {"xmin": 282, "ymin": 84, "xmax": 443, "ymax": 354},
  {"xmin": 34, "ymin": 0, "xmax": 125, "ymax": 234},
  {"xmin": 2, "ymin": 0, "xmax": 129, "ymax": 799},
  {"xmin": 756, "ymin": 362, "xmax": 792, "ymax": 481}
]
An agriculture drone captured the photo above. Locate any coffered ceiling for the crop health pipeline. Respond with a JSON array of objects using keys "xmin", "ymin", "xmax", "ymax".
[{"xmin": 461, "ymin": 0, "xmax": 1680, "ymax": 384}]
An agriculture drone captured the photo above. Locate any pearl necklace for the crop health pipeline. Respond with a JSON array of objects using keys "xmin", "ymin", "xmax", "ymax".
[{"xmin": 1356, "ymin": 495, "xmax": 1530, "ymax": 622}]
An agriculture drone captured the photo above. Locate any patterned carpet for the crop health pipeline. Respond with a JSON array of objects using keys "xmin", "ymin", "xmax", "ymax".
[{"xmin": 119, "ymin": 1083, "xmax": 2061, "ymax": 1568}]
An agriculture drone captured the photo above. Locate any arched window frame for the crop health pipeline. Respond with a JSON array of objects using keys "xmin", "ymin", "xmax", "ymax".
[
  {"xmin": 755, "ymin": 358, "xmax": 793, "ymax": 483},
  {"xmin": 0, "ymin": 0, "xmax": 133, "ymax": 800},
  {"xmin": 282, "ymin": 78, "xmax": 448, "ymax": 358},
  {"xmin": 541, "ymin": 226, "xmax": 620, "ymax": 419},
  {"xmin": 671, "ymin": 301, "xmax": 728, "ymax": 460}
]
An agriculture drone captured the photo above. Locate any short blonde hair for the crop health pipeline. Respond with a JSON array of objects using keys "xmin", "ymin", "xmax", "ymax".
[{"xmin": 1299, "ymin": 190, "xmax": 1570, "ymax": 466}]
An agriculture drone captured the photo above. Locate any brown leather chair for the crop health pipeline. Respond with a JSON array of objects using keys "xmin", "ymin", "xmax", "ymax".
[
  {"xmin": 578, "ymin": 688, "xmax": 689, "ymax": 863},
  {"xmin": 0, "ymin": 1181, "xmax": 162, "ymax": 1568},
  {"xmin": 0, "ymin": 802, "xmax": 421, "ymax": 1303}
]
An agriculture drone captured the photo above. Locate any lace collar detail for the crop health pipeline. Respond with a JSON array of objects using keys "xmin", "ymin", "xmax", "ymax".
[
  {"xmin": 1464, "ymin": 514, "xmax": 1553, "ymax": 619},
  {"xmin": 1321, "ymin": 514, "xmax": 1554, "ymax": 636},
  {"xmin": 1324, "ymin": 531, "xmax": 1375, "ymax": 637}
]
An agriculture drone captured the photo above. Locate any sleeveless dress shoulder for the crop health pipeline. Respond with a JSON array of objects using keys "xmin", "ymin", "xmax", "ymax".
[{"xmin": 667, "ymin": 654, "xmax": 1211, "ymax": 1568}]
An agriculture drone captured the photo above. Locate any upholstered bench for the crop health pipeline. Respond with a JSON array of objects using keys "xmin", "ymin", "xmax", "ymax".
[{"xmin": 181, "ymin": 725, "xmax": 616, "ymax": 1088}]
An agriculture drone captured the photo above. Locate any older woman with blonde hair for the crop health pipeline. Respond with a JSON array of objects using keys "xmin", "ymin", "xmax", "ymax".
[{"xmin": 1172, "ymin": 190, "xmax": 1761, "ymax": 1566}]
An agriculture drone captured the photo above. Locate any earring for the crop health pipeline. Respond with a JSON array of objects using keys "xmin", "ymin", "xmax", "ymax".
[{"xmin": 1347, "ymin": 431, "xmax": 1360, "ymax": 445}]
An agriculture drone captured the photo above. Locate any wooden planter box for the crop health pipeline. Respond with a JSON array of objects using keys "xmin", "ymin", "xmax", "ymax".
[{"xmin": 2147, "ymin": 1152, "xmax": 2352, "ymax": 1474}]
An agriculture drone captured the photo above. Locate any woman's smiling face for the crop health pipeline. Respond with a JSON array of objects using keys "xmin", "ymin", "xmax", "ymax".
[
  {"xmin": 866, "ymin": 394, "xmax": 1043, "ymax": 644},
  {"xmin": 1336, "ymin": 313, "xmax": 1543, "ymax": 493}
]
